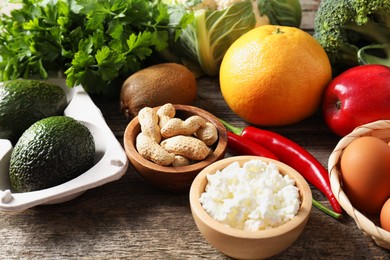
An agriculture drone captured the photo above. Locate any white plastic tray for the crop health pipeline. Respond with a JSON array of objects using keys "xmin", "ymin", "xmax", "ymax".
[{"xmin": 0, "ymin": 76, "xmax": 129, "ymax": 211}]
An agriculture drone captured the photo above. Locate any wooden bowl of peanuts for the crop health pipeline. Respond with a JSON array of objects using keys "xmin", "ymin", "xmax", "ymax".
[{"xmin": 123, "ymin": 104, "xmax": 228, "ymax": 192}]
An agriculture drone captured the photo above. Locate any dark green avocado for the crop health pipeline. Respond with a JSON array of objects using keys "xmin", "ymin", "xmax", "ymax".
[
  {"xmin": 9, "ymin": 116, "xmax": 96, "ymax": 192},
  {"xmin": 0, "ymin": 79, "xmax": 67, "ymax": 143}
]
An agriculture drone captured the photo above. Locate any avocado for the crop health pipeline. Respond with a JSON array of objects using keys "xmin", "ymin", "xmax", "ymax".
[
  {"xmin": 0, "ymin": 79, "xmax": 67, "ymax": 143},
  {"xmin": 9, "ymin": 116, "xmax": 95, "ymax": 192}
]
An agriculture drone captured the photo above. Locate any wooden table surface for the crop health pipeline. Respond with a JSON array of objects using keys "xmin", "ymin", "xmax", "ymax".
[{"xmin": 1, "ymin": 0, "xmax": 389, "ymax": 259}]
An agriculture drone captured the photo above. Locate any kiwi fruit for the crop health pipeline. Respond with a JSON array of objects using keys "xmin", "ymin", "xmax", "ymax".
[{"xmin": 120, "ymin": 63, "xmax": 197, "ymax": 117}]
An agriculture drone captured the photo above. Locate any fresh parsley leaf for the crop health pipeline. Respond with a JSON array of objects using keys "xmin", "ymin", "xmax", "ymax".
[
  {"xmin": 0, "ymin": 0, "xmax": 192, "ymax": 95},
  {"xmin": 95, "ymin": 46, "xmax": 125, "ymax": 81}
]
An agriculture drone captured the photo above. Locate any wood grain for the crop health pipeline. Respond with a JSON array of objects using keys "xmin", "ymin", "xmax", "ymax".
[
  {"xmin": 1, "ymin": 1, "xmax": 389, "ymax": 259},
  {"xmin": 1, "ymin": 76, "xmax": 388, "ymax": 259}
]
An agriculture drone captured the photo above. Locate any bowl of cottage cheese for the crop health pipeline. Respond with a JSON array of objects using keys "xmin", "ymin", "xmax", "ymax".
[{"xmin": 189, "ymin": 156, "xmax": 312, "ymax": 260}]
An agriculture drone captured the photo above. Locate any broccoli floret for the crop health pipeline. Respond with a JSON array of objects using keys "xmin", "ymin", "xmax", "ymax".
[{"xmin": 313, "ymin": 0, "xmax": 390, "ymax": 73}]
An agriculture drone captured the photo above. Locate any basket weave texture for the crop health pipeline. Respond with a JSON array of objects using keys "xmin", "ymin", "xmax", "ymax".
[{"xmin": 328, "ymin": 120, "xmax": 390, "ymax": 250}]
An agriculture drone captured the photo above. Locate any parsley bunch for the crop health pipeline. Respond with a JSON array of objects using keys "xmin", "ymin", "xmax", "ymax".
[{"xmin": 0, "ymin": 0, "xmax": 191, "ymax": 95}]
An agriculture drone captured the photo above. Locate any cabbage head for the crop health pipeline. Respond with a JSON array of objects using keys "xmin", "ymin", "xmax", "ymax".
[{"xmin": 162, "ymin": 0, "xmax": 302, "ymax": 76}]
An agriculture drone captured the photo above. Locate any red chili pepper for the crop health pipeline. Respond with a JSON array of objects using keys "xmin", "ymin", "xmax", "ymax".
[
  {"xmin": 220, "ymin": 119, "xmax": 342, "ymax": 214},
  {"xmin": 227, "ymin": 132, "xmax": 279, "ymax": 160}
]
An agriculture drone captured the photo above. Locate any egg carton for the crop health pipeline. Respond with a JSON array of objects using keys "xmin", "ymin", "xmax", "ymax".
[
  {"xmin": 0, "ymin": 75, "xmax": 128, "ymax": 211},
  {"xmin": 328, "ymin": 120, "xmax": 390, "ymax": 250}
]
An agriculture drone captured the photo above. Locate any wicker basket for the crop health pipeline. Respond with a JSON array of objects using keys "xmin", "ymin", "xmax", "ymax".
[{"xmin": 328, "ymin": 120, "xmax": 390, "ymax": 250}]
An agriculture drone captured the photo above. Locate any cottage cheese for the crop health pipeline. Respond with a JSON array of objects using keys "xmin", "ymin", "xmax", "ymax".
[{"xmin": 199, "ymin": 159, "xmax": 300, "ymax": 231}]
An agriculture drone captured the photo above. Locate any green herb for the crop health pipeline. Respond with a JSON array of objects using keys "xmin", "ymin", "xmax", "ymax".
[
  {"xmin": 0, "ymin": 0, "xmax": 191, "ymax": 95},
  {"xmin": 312, "ymin": 198, "xmax": 342, "ymax": 219}
]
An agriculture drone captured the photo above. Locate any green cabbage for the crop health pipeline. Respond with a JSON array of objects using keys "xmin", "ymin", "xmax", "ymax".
[{"xmin": 162, "ymin": 0, "xmax": 302, "ymax": 76}]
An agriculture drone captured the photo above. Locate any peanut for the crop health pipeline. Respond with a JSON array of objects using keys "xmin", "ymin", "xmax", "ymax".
[
  {"xmin": 160, "ymin": 115, "xmax": 206, "ymax": 138},
  {"xmin": 138, "ymin": 107, "xmax": 161, "ymax": 143},
  {"xmin": 157, "ymin": 103, "xmax": 176, "ymax": 128},
  {"xmin": 136, "ymin": 132, "xmax": 175, "ymax": 166},
  {"xmin": 172, "ymin": 155, "xmax": 191, "ymax": 167},
  {"xmin": 160, "ymin": 135, "xmax": 211, "ymax": 161},
  {"xmin": 196, "ymin": 122, "xmax": 218, "ymax": 146}
]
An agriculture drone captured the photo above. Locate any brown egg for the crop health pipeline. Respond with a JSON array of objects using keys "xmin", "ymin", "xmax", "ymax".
[
  {"xmin": 340, "ymin": 136, "xmax": 390, "ymax": 214},
  {"xmin": 380, "ymin": 198, "xmax": 390, "ymax": 232}
]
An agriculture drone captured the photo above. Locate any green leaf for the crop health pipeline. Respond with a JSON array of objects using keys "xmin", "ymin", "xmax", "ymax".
[
  {"xmin": 154, "ymin": 2, "xmax": 169, "ymax": 24},
  {"xmin": 78, "ymin": 0, "xmax": 111, "ymax": 30},
  {"xmin": 358, "ymin": 43, "xmax": 390, "ymax": 66},
  {"xmin": 95, "ymin": 46, "xmax": 125, "ymax": 81},
  {"xmin": 107, "ymin": 20, "xmax": 124, "ymax": 40},
  {"xmin": 126, "ymin": 34, "xmax": 153, "ymax": 61},
  {"xmin": 22, "ymin": 17, "xmax": 42, "ymax": 30},
  {"xmin": 38, "ymin": 58, "xmax": 49, "ymax": 78},
  {"xmin": 153, "ymin": 31, "xmax": 169, "ymax": 51},
  {"xmin": 71, "ymin": 50, "xmax": 95, "ymax": 69},
  {"xmin": 35, "ymin": 38, "xmax": 61, "ymax": 62},
  {"xmin": 78, "ymin": 37, "xmax": 94, "ymax": 54}
]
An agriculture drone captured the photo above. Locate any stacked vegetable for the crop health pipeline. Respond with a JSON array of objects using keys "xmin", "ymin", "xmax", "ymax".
[
  {"xmin": 0, "ymin": 0, "xmax": 302, "ymax": 94},
  {"xmin": 161, "ymin": 0, "xmax": 302, "ymax": 76},
  {"xmin": 2, "ymin": 0, "xmax": 390, "ymax": 232}
]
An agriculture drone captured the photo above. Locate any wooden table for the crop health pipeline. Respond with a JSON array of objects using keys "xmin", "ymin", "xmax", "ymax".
[{"xmin": 1, "ymin": 1, "xmax": 389, "ymax": 259}]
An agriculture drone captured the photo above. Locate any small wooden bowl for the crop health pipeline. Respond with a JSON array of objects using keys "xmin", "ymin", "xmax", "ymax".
[
  {"xmin": 189, "ymin": 156, "xmax": 312, "ymax": 259},
  {"xmin": 123, "ymin": 104, "xmax": 227, "ymax": 192},
  {"xmin": 329, "ymin": 120, "xmax": 390, "ymax": 250}
]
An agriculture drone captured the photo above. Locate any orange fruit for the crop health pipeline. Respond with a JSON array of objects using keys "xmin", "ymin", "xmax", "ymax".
[{"xmin": 219, "ymin": 25, "xmax": 332, "ymax": 126}]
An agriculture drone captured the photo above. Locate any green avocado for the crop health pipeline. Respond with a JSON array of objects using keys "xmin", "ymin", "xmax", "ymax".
[
  {"xmin": 0, "ymin": 79, "xmax": 67, "ymax": 143},
  {"xmin": 9, "ymin": 116, "xmax": 96, "ymax": 192}
]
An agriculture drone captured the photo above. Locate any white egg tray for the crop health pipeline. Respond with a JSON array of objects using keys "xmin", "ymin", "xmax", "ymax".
[{"xmin": 0, "ymin": 76, "xmax": 129, "ymax": 211}]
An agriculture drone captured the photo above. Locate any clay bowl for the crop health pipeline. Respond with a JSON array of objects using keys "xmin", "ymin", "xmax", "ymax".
[
  {"xmin": 123, "ymin": 104, "xmax": 227, "ymax": 192},
  {"xmin": 190, "ymin": 156, "xmax": 312, "ymax": 259}
]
